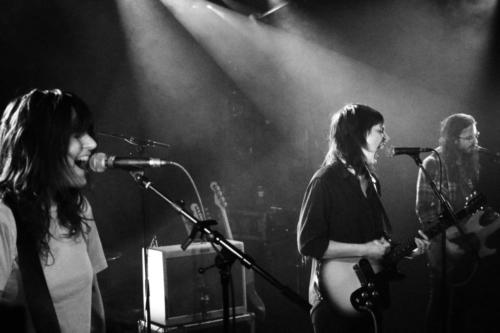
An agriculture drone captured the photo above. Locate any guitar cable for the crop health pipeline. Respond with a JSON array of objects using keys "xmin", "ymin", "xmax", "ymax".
[{"xmin": 359, "ymin": 306, "xmax": 380, "ymax": 333}]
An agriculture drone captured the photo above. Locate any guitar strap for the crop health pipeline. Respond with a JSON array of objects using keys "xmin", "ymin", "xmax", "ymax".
[
  {"xmin": 4, "ymin": 195, "xmax": 61, "ymax": 333},
  {"xmin": 365, "ymin": 167, "xmax": 393, "ymax": 240}
]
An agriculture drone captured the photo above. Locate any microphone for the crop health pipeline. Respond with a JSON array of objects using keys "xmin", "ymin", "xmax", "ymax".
[
  {"xmin": 388, "ymin": 146, "xmax": 434, "ymax": 157},
  {"xmin": 476, "ymin": 146, "xmax": 498, "ymax": 156},
  {"xmin": 78, "ymin": 152, "xmax": 169, "ymax": 172},
  {"xmin": 476, "ymin": 146, "xmax": 500, "ymax": 160}
]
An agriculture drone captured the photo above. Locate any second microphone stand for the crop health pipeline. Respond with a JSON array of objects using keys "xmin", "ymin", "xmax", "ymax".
[
  {"xmin": 409, "ymin": 153, "xmax": 475, "ymax": 333},
  {"xmin": 129, "ymin": 171, "xmax": 311, "ymax": 333}
]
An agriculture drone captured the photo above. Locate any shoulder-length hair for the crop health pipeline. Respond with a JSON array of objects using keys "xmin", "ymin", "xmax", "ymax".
[
  {"xmin": 322, "ymin": 104, "xmax": 384, "ymax": 175},
  {"xmin": 439, "ymin": 113, "xmax": 479, "ymax": 182},
  {"xmin": 0, "ymin": 88, "xmax": 95, "ymax": 258}
]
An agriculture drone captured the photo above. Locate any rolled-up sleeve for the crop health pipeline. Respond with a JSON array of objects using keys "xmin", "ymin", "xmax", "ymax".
[{"xmin": 297, "ymin": 178, "xmax": 330, "ymax": 259}]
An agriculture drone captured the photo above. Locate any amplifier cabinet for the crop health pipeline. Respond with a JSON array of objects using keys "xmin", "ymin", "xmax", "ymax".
[{"xmin": 142, "ymin": 241, "xmax": 247, "ymax": 326}]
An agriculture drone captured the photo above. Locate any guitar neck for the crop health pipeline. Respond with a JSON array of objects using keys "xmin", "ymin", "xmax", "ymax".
[
  {"xmin": 220, "ymin": 208, "xmax": 234, "ymax": 240},
  {"xmin": 211, "ymin": 182, "xmax": 234, "ymax": 240},
  {"xmin": 385, "ymin": 198, "xmax": 483, "ymax": 264},
  {"xmin": 384, "ymin": 238, "xmax": 417, "ymax": 264}
]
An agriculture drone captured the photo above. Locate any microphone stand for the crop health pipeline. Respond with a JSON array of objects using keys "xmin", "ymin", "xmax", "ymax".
[
  {"xmin": 101, "ymin": 133, "xmax": 170, "ymax": 333},
  {"xmin": 129, "ymin": 172, "xmax": 311, "ymax": 333},
  {"xmin": 135, "ymin": 143, "xmax": 152, "ymax": 333},
  {"xmin": 409, "ymin": 153, "xmax": 471, "ymax": 333}
]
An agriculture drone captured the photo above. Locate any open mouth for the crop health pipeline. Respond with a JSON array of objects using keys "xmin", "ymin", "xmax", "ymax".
[{"xmin": 75, "ymin": 155, "xmax": 90, "ymax": 170}]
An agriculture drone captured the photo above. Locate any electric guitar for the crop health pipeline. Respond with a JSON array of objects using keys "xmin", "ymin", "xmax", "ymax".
[
  {"xmin": 180, "ymin": 202, "xmax": 209, "ymax": 236},
  {"xmin": 210, "ymin": 182, "xmax": 233, "ymax": 239},
  {"xmin": 190, "ymin": 202, "xmax": 205, "ymax": 221},
  {"xmin": 320, "ymin": 192, "xmax": 485, "ymax": 316},
  {"xmin": 427, "ymin": 204, "xmax": 500, "ymax": 286},
  {"xmin": 210, "ymin": 181, "xmax": 266, "ymax": 318}
]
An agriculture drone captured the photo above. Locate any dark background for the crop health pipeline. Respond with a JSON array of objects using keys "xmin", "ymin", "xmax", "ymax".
[{"xmin": 2, "ymin": 0, "xmax": 500, "ymax": 332}]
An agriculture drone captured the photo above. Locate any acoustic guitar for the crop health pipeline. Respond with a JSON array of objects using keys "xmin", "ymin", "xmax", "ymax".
[{"xmin": 427, "ymin": 204, "xmax": 500, "ymax": 286}]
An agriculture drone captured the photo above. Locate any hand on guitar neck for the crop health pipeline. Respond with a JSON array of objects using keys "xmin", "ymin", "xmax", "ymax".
[
  {"xmin": 407, "ymin": 230, "xmax": 431, "ymax": 259},
  {"xmin": 321, "ymin": 192, "xmax": 485, "ymax": 316}
]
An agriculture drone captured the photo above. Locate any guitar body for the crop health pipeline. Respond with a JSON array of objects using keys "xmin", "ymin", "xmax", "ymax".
[
  {"xmin": 427, "ymin": 208, "xmax": 500, "ymax": 285},
  {"xmin": 450, "ymin": 208, "xmax": 500, "ymax": 258},
  {"xmin": 320, "ymin": 258, "xmax": 389, "ymax": 316}
]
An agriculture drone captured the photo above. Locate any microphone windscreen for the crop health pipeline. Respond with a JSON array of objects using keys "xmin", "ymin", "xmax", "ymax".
[{"xmin": 89, "ymin": 152, "xmax": 107, "ymax": 173}]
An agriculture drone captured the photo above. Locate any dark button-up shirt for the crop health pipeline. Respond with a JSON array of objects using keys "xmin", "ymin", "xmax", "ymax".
[{"xmin": 297, "ymin": 161, "xmax": 388, "ymax": 309}]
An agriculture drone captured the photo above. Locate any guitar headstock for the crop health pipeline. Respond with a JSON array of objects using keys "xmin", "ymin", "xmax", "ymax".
[
  {"xmin": 210, "ymin": 181, "xmax": 227, "ymax": 210},
  {"xmin": 190, "ymin": 203, "xmax": 204, "ymax": 220}
]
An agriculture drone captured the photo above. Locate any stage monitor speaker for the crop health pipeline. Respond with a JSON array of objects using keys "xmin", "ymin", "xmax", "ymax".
[{"xmin": 142, "ymin": 240, "xmax": 247, "ymax": 326}]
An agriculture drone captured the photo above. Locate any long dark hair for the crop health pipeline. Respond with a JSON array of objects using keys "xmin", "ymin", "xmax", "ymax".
[
  {"xmin": 439, "ymin": 113, "xmax": 479, "ymax": 184},
  {"xmin": 0, "ymin": 88, "xmax": 95, "ymax": 258},
  {"xmin": 322, "ymin": 104, "xmax": 384, "ymax": 175}
]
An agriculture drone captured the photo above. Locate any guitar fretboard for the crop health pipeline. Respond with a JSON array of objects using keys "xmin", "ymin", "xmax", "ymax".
[{"xmin": 385, "ymin": 194, "xmax": 485, "ymax": 264}]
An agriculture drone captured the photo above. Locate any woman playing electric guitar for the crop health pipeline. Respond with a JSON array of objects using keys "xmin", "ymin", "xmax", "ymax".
[{"xmin": 298, "ymin": 104, "xmax": 429, "ymax": 333}]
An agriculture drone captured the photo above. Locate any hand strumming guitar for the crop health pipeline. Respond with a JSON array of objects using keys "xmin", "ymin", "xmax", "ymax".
[
  {"xmin": 445, "ymin": 239, "xmax": 466, "ymax": 257},
  {"xmin": 364, "ymin": 237, "xmax": 391, "ymax": 260}
]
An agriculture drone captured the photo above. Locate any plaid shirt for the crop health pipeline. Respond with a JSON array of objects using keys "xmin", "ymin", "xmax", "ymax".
[{"xmin": 415, "ymin": 148, "xmax": 475, "ymax": 226}]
